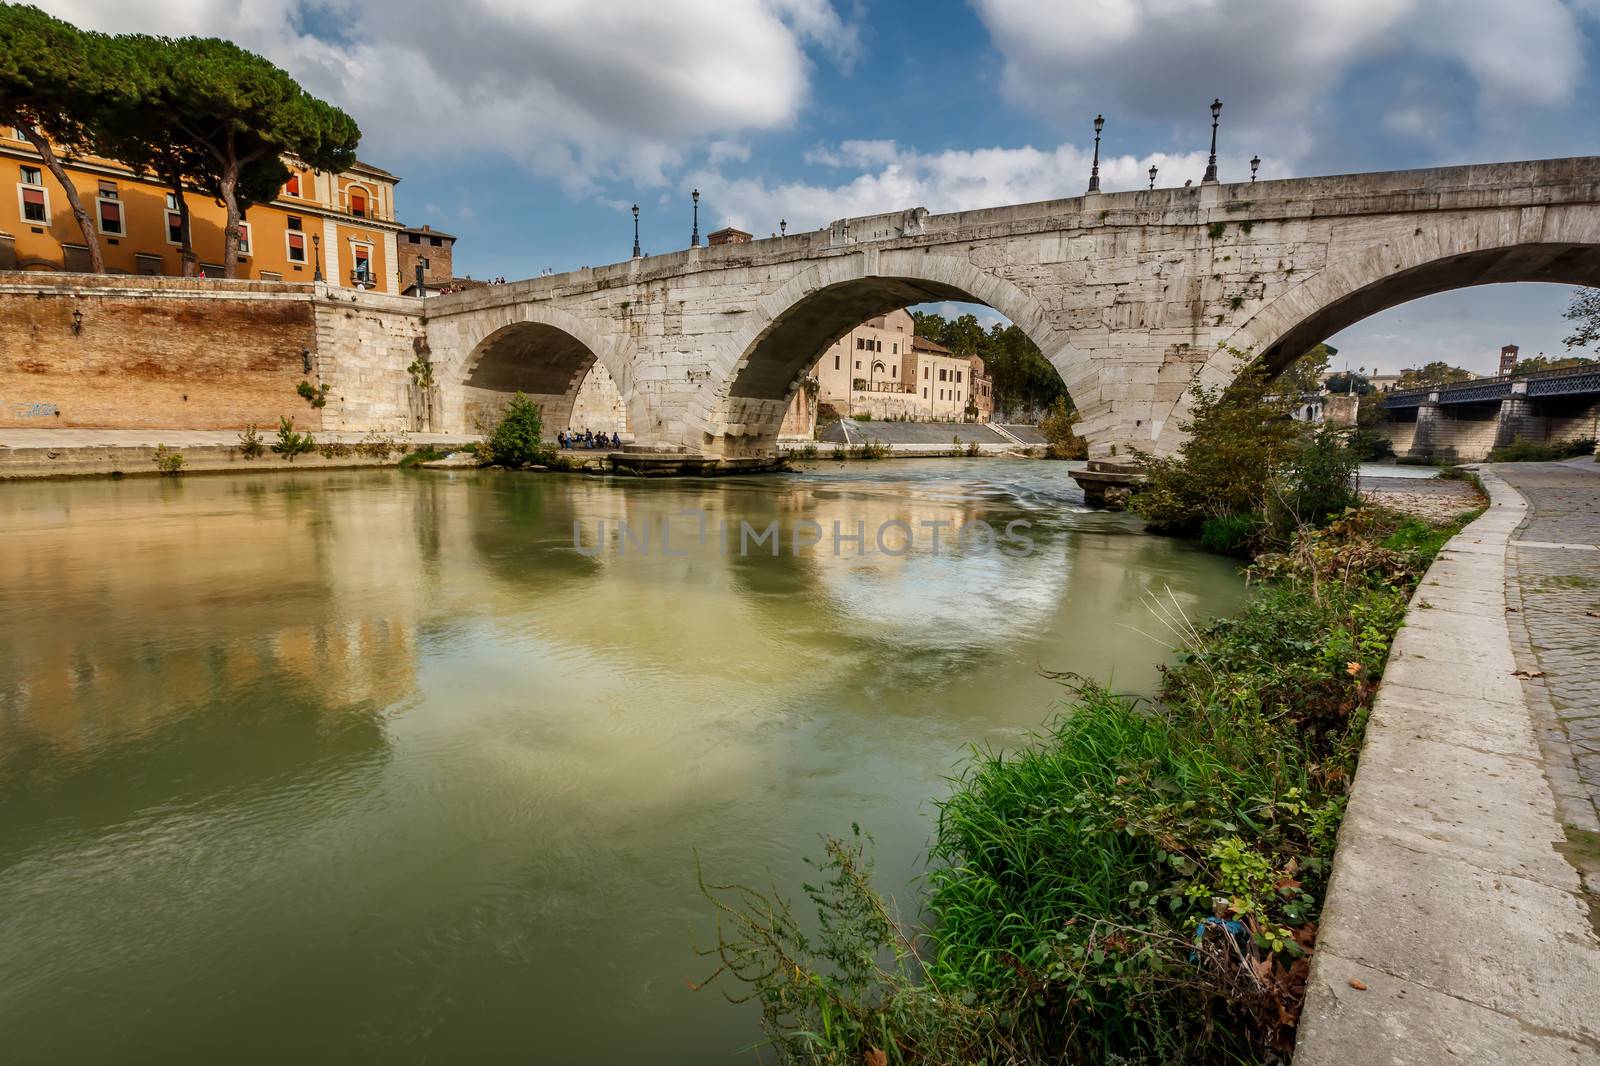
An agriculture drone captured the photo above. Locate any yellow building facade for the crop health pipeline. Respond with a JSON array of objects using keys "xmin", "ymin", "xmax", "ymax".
[{"xmin": 0, "ymin": 129, "xmax": 404, "ymax": 294}]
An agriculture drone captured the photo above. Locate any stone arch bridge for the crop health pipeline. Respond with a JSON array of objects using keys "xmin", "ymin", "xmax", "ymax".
[{"xmin": 421, "ymin": 157, "xmax": 1600, "ymax": 460}]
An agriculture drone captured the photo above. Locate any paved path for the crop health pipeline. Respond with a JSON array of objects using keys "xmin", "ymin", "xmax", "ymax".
[
  {"xmin": 1296, "ymin": 469, "xmax": 1600, "ymax": 1064},
  {"xmin": 1498, "ymin": 458, "xmax": 1600, "ymax": 838}
]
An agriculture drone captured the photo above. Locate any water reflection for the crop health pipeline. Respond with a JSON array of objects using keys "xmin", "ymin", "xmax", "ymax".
[{"xmin": 0, "ymin": 461, "xmax": 1243, "ymax": 1064}]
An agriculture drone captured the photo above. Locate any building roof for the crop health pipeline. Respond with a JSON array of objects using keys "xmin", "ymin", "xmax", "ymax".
[
  {"xmin": 911, "ymin": 335, "xmax": 952, "ymax": 355},
  {"xmin": 351, "ymin": 159, "xmax": 399, "ymax": 181},
  {"xmin": 400, "ymin": 223, "xmax": 458, "ymax": 241},
  {"xmin": 707, "ymin": 226, "xmax": 752, "ymax": 239}
]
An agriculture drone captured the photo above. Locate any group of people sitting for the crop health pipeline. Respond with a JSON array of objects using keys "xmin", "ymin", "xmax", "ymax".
[{"xmin": 558, "ymin": 428, "xmax": 621, "ymax": 450}]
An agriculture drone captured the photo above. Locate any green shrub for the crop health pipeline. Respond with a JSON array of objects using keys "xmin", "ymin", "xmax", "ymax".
[
  {"xmin": 853, "ymin": 412, "xmax": 873, "ymax": 421},
  {"xmin": 1039, "ymin": 396, "xmax": 1087, "ymax": 459},
  {"xmin": 153, "ymin": 444, "xmax": 184, "ymax": 476},
  {"xmin": 1134, "ymin": 369, "xmax": 1358, "ymax": 547},
  {"xmin": 237, "ymin": 424, "xmax": 265, "ymax": 459},
  {"xmin": 1274, "ymin": 424, "xmax": 1361, "ymax": 531},
  {"xmin": 271, "ymin": 416, "xmax": 316, "ymax": 460},
  {"xmin": 1131, "ymin": 364, "xmax": 1302, "ymax": 539},
  {"xmin": 794, "ymin": 443, "xmax": 819, "ymax": 460},
  {"xmin": 1348, "ymin": 426, "xmax": 1394, "ymax": 461},
  {"xmin": 1489, "ymin": 437, "xmax": 1596, "ymax": 462},
  {"xmin": 483, "ymin": 392, "xmax": 552, "ymax": 469}
]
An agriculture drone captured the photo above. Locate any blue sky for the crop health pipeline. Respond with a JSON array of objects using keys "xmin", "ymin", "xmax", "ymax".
[{"xmin": 44, "ymin": 0, "xmax": 1600, "ymax": 374}]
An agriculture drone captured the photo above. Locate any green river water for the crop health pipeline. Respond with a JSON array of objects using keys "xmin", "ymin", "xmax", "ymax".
[{"xmin": 0, "ymin": 459, "xmax": 1244, "ymax": 1064}]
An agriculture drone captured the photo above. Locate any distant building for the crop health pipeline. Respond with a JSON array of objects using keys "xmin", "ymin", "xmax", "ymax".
[
  {"xmin": 0, "ymin": 129, "xmax": 409, "ymax": 292},
  {"xmin": 1499, "ymin": 344, "xmax": 1520, "ymax": 376},
  {"xmin": 706, "ymin": 227, "xmax": 752, "ymax": 246},
  {"xmin": 779, "ymin": 308, "xmax": 994, "ymax": 436},
  {"xmin": 397, "ymin": 225, "xmax": 457, "ymax": 295}
]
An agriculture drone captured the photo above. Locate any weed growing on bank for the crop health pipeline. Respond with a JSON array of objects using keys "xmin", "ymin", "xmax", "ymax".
[
  {"xmin": 271, "ymin": 417, "xmax": 316, "ymax": 460},
  {"xmin": 696, "ymin": 504, "xmax": 1473, "ymax": 1065}
]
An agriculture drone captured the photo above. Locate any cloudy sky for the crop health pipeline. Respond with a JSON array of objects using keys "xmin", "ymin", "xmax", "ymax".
[{"xmin": 40, "ymin": 0, "xmax": 1600, "ymax": 374}]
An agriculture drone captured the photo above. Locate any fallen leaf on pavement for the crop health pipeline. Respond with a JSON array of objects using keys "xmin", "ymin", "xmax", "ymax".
[{"xmin": 1348, "ymin": 979, "xmax": 1368, "ymax": 991}]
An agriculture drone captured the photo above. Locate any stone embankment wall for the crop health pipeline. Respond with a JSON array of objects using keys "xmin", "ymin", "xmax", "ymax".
[{"xmin": 0, "ymin": 273, "xmax": 424, "ymax": 434}]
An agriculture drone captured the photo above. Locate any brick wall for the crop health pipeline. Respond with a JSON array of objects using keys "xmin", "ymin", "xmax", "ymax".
[{"xmin": 0, "ymin": 273, "xmax": 424, "ymax": 433}]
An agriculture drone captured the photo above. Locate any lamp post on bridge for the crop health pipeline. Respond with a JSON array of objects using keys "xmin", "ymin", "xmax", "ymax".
[
  {"xmin": 1148, "ymin": 164, "xmax": 1158, "ymax": 190},
  {"xmin": 631, "ymin": 204, "xmax": 641, "ymax": 259},
  {"xmin": 691, "ymin": 189, "xmax": 700, "ymax": 248},
  {"xmin": 1088, "ymin": 114, "xmax": 1104, "ymax": 193},
  {"xmin": 1251, "ymin": 155, "xmax": 1261, "ymax": 183},
  {"xmin": 1202, "ymin": 98, "xmax": 1222, "ymax": 184}
]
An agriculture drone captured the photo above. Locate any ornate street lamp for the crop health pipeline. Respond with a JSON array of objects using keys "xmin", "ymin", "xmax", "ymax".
[
  {"xmin": 1250, "ymin": 155, "xmax": 1261, "ymax": 183},
  {"xmin": 631, "ymin": 204, "xmax": 641, "ymax": 259},
  {"xmin": 312, "ymin": 233, "xmax": 322, "ymax": 282},
  {"xmin": 1088, "ymin": 114, "xmax": 1104, "ymax": 193},
  {"xmin": 1148, "ymin": 164, "xmax": 1158, "ymax": 190},
  {"xmin": 779, "ymin": 218, "xmax": 787, "ymax": 236},
  {"xmin": 1202, "ymin": 98, "xmax": 1222, "ymax": 183},
  {"xmin": 691, "ymin": 189, "xmax": 700, "ymax": 247}
]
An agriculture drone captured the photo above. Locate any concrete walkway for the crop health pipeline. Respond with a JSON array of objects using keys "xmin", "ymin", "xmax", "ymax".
[
  {"xmin": 1499, "ymin": 459, "xmax": 1600, "ymax": 842},
  {"xmin": 1295, "ymin": 469, "xmax": 1600, "ymax": 1064}
]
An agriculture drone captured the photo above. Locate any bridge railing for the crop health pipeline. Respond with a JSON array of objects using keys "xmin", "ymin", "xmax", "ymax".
[{"xmin": 1381, "ymin": 363, "xmax": 1600, "ymax": 408}]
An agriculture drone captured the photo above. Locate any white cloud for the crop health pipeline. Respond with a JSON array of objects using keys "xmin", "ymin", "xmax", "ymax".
[
  {"xmin": 692, "ymin": 139, "xmax": 1278, "ymax": 233},
  {"xmin": 971, "ymin": 0, "xmax": 1590, "ymax": 159},
  {"xmin": 37, "ymin": 0, "xmax": 853, "ymax": 192}
]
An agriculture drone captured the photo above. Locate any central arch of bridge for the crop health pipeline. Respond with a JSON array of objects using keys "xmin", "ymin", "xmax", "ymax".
[{"xmin": 702, "ymin": 253, "xmax": 1080, "ymax": 455}]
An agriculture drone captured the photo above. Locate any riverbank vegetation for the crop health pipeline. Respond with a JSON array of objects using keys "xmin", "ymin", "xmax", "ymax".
[
  {"xmin": 697, "ymin": 374, "xmax": 1484, "ymax": 1064},
  {"xmin": 1487, "ymin": 437, "xmax": 1596, "ymax": 463}
]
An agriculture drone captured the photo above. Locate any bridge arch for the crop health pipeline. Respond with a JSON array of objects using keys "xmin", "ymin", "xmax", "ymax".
[
  {"xmin": 446, "ymin": 304, "xmax": 641, "ymax": 439},
  {"xmin": 697, "ymin": 252, "xmax": 1088, "ymax": 455},
  {"xmin": 1157, "ymin": 211, "xmax": 1600, "ymax": 452}
]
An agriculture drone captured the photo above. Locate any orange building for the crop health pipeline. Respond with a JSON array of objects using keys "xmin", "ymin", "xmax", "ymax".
[{"xmin": 0, "ymin": 128, "xmax": 406, "ymax": 293}]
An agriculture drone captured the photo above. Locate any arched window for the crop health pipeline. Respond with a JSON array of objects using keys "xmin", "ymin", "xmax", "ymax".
[{"xmin": 348, "ymin": 187, "xmax": 368, "ymax": 218}]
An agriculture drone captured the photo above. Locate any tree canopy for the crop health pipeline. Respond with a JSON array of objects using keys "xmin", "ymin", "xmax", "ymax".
[
  {"xmin": 911, "ymin": 310, "xmax": 1067, "ymax": 418},
  {"xmin": 0, "ymin": 4, "xmax": 138, "ymax": 271},
  {"xmin": 1396, "ymin": 361, "xmax": 1475, "ymax": 389},
  {"xmin": 0, "ymin": 4, "xmax": 360, "ymax": 277},
  {"xmin": 1563, "ymin": 288, "xmax": 1600, "ymax": 353}
]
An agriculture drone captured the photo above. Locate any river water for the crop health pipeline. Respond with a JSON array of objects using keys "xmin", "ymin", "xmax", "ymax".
[{"xmin": 0, "ymin": 460, "xmax": 1243, "ymax": 1064}]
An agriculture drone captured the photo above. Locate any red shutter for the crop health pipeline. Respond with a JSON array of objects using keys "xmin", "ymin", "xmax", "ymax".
[
  {"xmin": 102, "ymin": 202, "xmax": 120, "ymax": 223},
  {"xmin": 288, "ymin": 233, "xmax": 305, "ymax": 251},
  {"xmin": 22, "ymin": 188, "xmax": 44, "ymax": 206}
]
